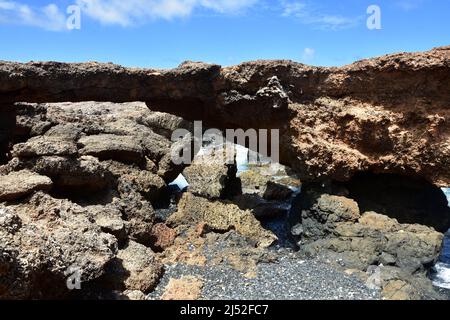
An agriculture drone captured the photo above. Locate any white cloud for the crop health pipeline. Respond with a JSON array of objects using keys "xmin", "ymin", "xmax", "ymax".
[
  {"xmin": 395, "ymin": 0, "xmax": 426, "ymax": 11},
  {"xmin": 281, "ymin": 1, "xmax": 360, "ymax": 30},
  {"xmin": 200, "ymin": 0, "xmax": 259, "ymax": 13},
  {"xmin": 302, "ymin": 47, "xmax": 315, "ymax": 61},
  {"xmin": 0, "ymin": 0, "xmax": 259, "ymax": 30},
  {"xmin": 0, "ymin": 1, "xmax": 66, "ymax": 30},
  {"xmin": 76, "ymin": 0, "xmax": 259, "ymax": 26}
]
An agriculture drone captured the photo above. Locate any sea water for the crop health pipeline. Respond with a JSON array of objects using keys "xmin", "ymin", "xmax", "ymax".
[{"xmin": 432, "ymin": 188, "xmax": 450, "ymax": 289}]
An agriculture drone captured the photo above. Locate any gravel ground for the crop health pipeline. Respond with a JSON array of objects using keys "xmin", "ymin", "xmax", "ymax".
[{"xmin": 148, "ymin": 255, "xmax": 381, "ymax": 300}]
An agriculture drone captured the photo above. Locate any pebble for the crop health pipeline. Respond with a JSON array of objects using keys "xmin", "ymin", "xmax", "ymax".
[{"xmin": 148, "ymin": 256, "xmax": 380, "ymax": 300}]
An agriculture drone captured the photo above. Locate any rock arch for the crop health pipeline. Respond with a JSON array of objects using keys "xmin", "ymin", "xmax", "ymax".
[{"xmin": 0, "ymin": 46, "xmax": 449, "ymax": 186}]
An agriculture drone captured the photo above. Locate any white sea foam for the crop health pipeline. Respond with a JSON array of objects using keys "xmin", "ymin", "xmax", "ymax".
[
  {"xmin": 433, "ymin": 262, "xmax": 450, "ymax": 289},
  {"xmin": 432, "ymin": 188, "xmax": 450, "ymax": 289},
  {"xmin": 443, "ymin": 188, "xmax": 450, "ymax": 206},
  {"xmin": 169, "ymin": 174, "xmax": 189, "ymax": 190}
]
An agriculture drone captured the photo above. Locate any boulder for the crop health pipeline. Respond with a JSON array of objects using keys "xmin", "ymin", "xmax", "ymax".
[
  {"xmin": 112, "ymin": 191, "xmax": 156, "ymax": 246},
  {"xmin": 299, "ymin": 191, "xmax": 444, "ymax": 274},
  {"xmin": 263, "ymin": 181, "xmax": 294, "ymax": 201},
  {"xmin": 366, "ymin": 266, "xmax": 444, "ymax": 300},
  {"xmin": 183, "ymin": 146, "xmax": 241, "ymax": 199},
  {"xmin": 12, "ymin": 136, "xmax": 78, "ymax": 158},
  {"xmin": 239, "ymin": 169, "xmax": 271, "ymax": 195},
  {"xmin": 0, "ymin": 170, "xmax": 52, "ymax": 201},
  {"xmin": 11, "ymin": 102, "xmax": 190, "ymax": 182},
  {"xmin": 88, "ymin": 205, "xmax": 127, "ymax": 242},
  {"xmin": 102, "ymin": 241, "xmax": 163, "ymax": 293},
  {"xmin": 233, "ymin": 193, "xmax": 288, "ymax": 219},
  {"xmin": 150, "ymin": 223, "xmax": 177, "ymax": 251},
  {"xmin": 78, "ymin": 134, "xmax": 144, "ymax": 164},
  {"xmin": 168, "ymin": 192, "xmax": 277, "ymax": 248},
  {"xmin": 0, "ymin": 193, "xmax": 118, "ymax": 299}
]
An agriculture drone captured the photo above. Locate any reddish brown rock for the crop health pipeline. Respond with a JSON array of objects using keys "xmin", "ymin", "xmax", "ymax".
[{"xmin": 150, "ymin": 223, "xmax": 177, "ymax": 251}]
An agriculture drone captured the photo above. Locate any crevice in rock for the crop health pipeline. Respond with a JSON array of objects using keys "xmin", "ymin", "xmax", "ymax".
[
  {"xmin": 29, "ymin": 270, "xmax": 71, "ymax": 300},
  {"xmin": 50, "ymin": 187, "xmax": 117, "ymax": 207},
  {"xmin": 0, "ymin": 104, "xmax": 16, "ymax": 165}
]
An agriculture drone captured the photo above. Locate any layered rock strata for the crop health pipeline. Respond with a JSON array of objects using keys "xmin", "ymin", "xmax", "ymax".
[
  {"xmin": 0, "ymin": 102, "xmax": 191, "ymax": 299},
  {"xmin": 0, "ymin": 46, "xmax": 448, "ymax": 186}
]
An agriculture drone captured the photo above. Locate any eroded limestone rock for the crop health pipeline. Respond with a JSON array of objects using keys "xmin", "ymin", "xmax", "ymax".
[
  {"xmin": 168, "ymin": 192, "xmax": 277, "ymax": 248},
  {"xmin": 0, "ymin": 193, "xmax": 118, "ymax": 299},
  {"xmin": 1, "ymin": 47, "xmax": 448, "ymax": 186},
  {"xmin": 183, "ymin": 147, "xmax": 241, "ymax": 199},
  {"xmin": 0, "ymin": 170, "xmax": 52, "ymax": 201},
  {"xmin": 101, "ymin": 241, "xmax": 163, "ymax": 293}
]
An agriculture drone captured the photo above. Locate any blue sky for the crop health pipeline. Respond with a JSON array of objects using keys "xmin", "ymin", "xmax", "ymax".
[{"xmin": 0, "ymin": 0, "xmax": 449, "ymax": 68}]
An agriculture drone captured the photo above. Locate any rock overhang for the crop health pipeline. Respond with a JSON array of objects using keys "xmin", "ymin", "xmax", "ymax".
[{"xmin": 0, "ymin": 46, "xmax": 449, "ymax": 186}]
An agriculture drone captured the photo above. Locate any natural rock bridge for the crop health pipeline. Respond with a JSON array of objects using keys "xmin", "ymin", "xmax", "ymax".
[
  {"xmin": 1, "ymin": 46, "xmax": 449, "ymax": 186},
  {"xmin": 1, "ymin": 46, "xmax": 450, "ymax": 300}
]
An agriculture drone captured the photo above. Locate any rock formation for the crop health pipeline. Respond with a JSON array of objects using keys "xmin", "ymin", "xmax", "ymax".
[
  {"xmin": 0, "ymin": 46, "xmax": 449, "ymax": 300},
  {"xmin": 167, "ymin": 192, "xmax": 277, "ymax": 248},
  {"xmin": 0, "ymin": 46, "xmax": 449, "ymax": 186},
  {"xmin": 289, "ymin": 183, "xmax": 447, "ymax": 300},
  {"xmin": 298, "ymin": 191, "xmax": 444, "ymax": 273},
  {"xmin": 182, "ymin": 146, "xmax": 241, "ymax": 199},
  {"xmin": 0, "ymin": 102, "xmax": 190, "ymax": 299},
  {"xmin": 0, "ymin": 192, "xmax": 118, "ymax": 299}
]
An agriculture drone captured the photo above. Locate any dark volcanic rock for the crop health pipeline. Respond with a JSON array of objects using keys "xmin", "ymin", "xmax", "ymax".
[
  {"xmin": 8, "ymin": 102, "xmax": 190, "ymax": 183},
  {"xmin": 292, "ymin": 186, "xmax": 447, "ymax": 300},
  {"xmin": 0, "ymin": 102, "xmax": 192, "ymax": 299},
  {"xmin": 293, "ymin": 184, "xmax": 445, "ymax": 299},
  {"xmin": 168, "ymin": 192, "xmax": 277, "ymax": 248},
  {"xmin": 298, "ymin": 189, "xmax": 444, "ymax": 274},
  {"xmin": 233, "ymin": 193, "xmax": 288, "ymax": 220}
]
